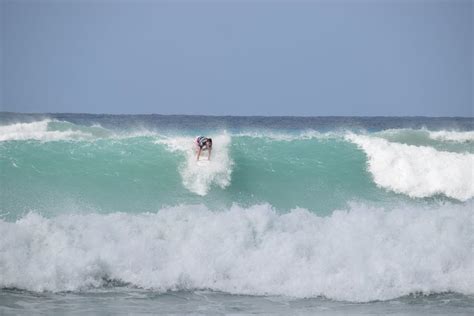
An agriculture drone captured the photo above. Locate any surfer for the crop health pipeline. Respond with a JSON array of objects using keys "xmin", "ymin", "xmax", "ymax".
[{"xmin": 196, "ymin": 136, "xmax": 212, "ymax": 161}]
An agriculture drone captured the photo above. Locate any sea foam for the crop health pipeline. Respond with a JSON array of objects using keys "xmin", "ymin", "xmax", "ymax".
[
  {"xmin": 1, "ymin": 203, "xmax": 472, "ymax": 302},
  {"xmin": 348, "ymin": 135, "xmax": 474, "ymax": 201}
]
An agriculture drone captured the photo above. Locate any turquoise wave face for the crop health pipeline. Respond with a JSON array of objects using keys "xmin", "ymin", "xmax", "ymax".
[
  {"xmin": 0, "ymin": 136, "xmax": 389, "ymax": 219},
  {"xmin": 229, "ymin": 136, "xmax": 389, "ymax": 211},
  {"xmin": 1, "ymin": 118, "xmax": 473, "ymax": 220}
]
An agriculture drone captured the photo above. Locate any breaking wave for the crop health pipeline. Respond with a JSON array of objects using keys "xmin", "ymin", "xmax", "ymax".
[
  {"xmin": 1, "ymin": 202, "xmax": 472, "ymax": 302},
  {"xmin": 348, "ymin": 134, "xmax": 474, "ymax": 201}
]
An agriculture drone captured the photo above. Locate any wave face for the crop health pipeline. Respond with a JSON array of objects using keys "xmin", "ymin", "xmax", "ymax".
[
  {"xmin": 1, "ymin": 118, "xmax": 472, "ymax": 218},
  {"xmin": 1, "ymin": 114, "xmax": 473, "ymax": 301}
]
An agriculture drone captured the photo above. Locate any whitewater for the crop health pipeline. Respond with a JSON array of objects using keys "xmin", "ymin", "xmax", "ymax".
[{"xmin": 1, "ymin": 113, "xmax": 473, "ymax": 314}]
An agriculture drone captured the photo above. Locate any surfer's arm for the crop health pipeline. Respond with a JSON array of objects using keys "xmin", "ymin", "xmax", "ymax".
[{"xmin": 208, "ymin": 148, "xmax": 211, "ymax": 160}]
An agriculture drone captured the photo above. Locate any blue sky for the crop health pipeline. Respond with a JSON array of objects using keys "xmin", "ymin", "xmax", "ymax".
[{"xmin": 1, "ymin": 0, "xmax": 472, "ymax": 116}]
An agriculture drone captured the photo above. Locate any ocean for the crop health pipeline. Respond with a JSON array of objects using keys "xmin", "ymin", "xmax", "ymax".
[{"xmin": 0, "ymin": 113, "xmax": 473, "ymax": 315}]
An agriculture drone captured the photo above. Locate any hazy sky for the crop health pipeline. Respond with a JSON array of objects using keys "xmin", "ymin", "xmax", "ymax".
[{"xmin": 1, "ymin": 0, "xmax": 472, "ymax": 116}]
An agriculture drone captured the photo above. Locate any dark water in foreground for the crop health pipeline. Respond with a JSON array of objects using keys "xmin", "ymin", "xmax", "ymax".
[{"xmin": 2, "ymin": 289, "xmax": 474, "ymax": 315}]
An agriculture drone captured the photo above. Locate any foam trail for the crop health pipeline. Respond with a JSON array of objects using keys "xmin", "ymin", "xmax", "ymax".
[
  {"xmin": 1, "ymin": 203, "xmax": 472, "ymax": 302},
  {"xmin": 156, "ymin": 134, "xmax": 233, "ymax": 195},
  {"xmin": 348, "ymin": 135, "xmax": 474, "ymax": 201}
]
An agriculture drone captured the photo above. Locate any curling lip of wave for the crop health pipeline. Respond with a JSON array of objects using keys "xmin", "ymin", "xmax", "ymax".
[
  {"xmin": 348, "ymin": 134, "xmax": 474, "ymax": 201},
  {"xmin": 1, "ymin": 203, "xmax": 473, "ymax": 302}
]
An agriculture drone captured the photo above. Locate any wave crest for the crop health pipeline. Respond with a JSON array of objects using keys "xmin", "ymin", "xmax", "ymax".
[{"xmin": 348, "ymin": 135, "xmax": 474, "ymax": 201}]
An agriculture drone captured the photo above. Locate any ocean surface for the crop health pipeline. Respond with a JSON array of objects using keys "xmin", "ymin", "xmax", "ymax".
[{"xmin": 1, "ymin": 113, "xmax": 473, "ymax": 315}]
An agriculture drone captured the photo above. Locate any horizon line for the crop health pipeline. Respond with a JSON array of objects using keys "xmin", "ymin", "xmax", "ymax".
[{"xmin": 1, "ymin": 111, "xmax": 473, "ymax": 119}]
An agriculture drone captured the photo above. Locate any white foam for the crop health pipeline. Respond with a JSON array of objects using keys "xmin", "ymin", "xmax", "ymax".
[
  {"xmin": 429, "ymin": 130, "xmax": 474, "ymax": 143},
  {"xmin": 155, "ymin": 134, "xmax": 233, "ymax": 195},
  {"xmin": 1, "ymin": 202, "xmax": 472, "ymax": 302},
  {"xmin": 0, "ymin": 120, "xmax": 93, "ymax": 142},
  {"xmin": 348, "ymin": 134, "xmax": 474, "ymax": 201}
]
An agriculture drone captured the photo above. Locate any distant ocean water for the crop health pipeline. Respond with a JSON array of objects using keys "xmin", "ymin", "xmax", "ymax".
[{"xmin": 1, "ymin": 113, "xmax": 473, "ymax": 315}]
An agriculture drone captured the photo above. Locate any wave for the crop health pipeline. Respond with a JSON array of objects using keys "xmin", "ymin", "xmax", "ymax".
[
  {"xmin": 1, "ymin": 202, "xmax": 472, "ymax": 302},
  {"xmin": 348, "ymin": 134, "xmax": 474, "ymax": 201},
  {"xmin": 1, "ymin": 120, "xmax": 473, "ymax": 207}
]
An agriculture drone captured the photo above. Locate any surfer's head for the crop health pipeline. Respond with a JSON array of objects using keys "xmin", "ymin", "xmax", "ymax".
[{"xmin": 206, "ymin": 138, "xmax": 212, "ymax": 148}]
